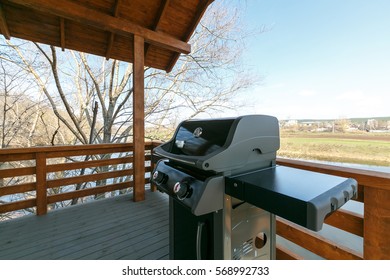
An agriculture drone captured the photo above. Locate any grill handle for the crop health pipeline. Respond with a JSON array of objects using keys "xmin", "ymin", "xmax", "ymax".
[{"xmin": 196, "ymin": 222, "xmax": 205, "ymax": 260}]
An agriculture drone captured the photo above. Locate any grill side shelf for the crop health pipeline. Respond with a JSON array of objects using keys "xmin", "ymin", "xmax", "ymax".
[{"xmin": 225, "ymin": 166, "xmax": 357, "ymax": 231}]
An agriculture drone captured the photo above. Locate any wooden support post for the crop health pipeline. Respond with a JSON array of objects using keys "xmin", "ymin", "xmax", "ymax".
[
  {"xmin": 364, "ymin": 187, "xmax": 390, "ymax": 259},
  {"xmin": 35, "ymin": 152, "xmax": 48, "ymax": 215},
  {"xmin": 132, "ymin": 34, "xmax": 145, "ymax": 202}
]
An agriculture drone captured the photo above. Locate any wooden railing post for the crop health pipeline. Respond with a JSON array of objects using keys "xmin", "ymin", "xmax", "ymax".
[
  {"xmin": 35, "ymin": 152, "xmax": 48, "ymax": 215},
  {"xmin": 364, "ymin": 186, "xmax": 390, "ymax": 259},
  {"xmin": 150, "ymin": 141, "xmax": 162, "ymax": 192},
  {"xmin": 150, "ymin": 147, "xmax": 156, "ymax": 192}
]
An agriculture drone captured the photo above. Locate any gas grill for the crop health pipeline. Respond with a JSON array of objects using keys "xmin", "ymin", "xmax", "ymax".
[{"xmin": 151, "ymin": 115, "xmax": 357, "ymax": 260}]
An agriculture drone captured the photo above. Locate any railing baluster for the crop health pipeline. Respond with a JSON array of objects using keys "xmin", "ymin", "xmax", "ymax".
[
  {"xmin": 35, "ymin": 152, "xmax": 48, "ymax": 215},
  {"xmin": 150, "ymin": 141, "xmax": 163, "ymax": 192}
]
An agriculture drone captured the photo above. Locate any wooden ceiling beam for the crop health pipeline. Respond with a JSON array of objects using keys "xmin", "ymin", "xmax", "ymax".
[
  {"xmin": 7, "ymin": 0, "xmax": 191, "ymax": 54},
  {"xmin": 166, "ymin": 0, "xmax": 214, "ymax": 72},
  {"xmin": 183, "ymin": 0, "xmax": 214, "ymax": 42},
  {"xmin": 60, "ymin": 18, "xmax": 65, "ymax": 51},
  {"xmin": 0, "ymin": 4, "xmax": 11, "ymax": 40},
  {"xmin": 145, "ymin": 0, "xmax": 170, "ymax": 60},
  {"xmin": 153, "ymin": 0, "xmax": 170, "ymax": 31},
  {"xmin": 112, "ymin": 0, "xmax": 122, "ymax": 17},
  {"xmin": 105, "ymin": 0, "xmax": 121, "ymax": 60},
  {"xmin": 105, "ymin": 33, "xmax": 115, "ymax": 60}
]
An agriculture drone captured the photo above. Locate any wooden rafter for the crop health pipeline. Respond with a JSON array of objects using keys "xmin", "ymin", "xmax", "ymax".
[
  {"xmin": 145, "ymin": 0, "xmax": 170, "ymax": 59},
  {"xmin": 60, "ymin": 18, "xmax": 65, "ymax": 51},
  {"xmin": 153, "ymin": 0, "xmax": 170, "ymax": 31},
  {"xmin": 105, "ymin": 0, "xmax": 121, "ymax": 60},
  {"xmin": 105, "ymin": 34, "xmax": 115, "ymax": 60},
  {"xmin": 166, "ymin": 0, "xmax": 213, "ymax": 72},
  {"xmin": 0, "ymin": 3, "xmax": 11, "ymax": 40},
  {"xmin": 7, "ymin": 0, "xmax": 191, "ymax": 54}
]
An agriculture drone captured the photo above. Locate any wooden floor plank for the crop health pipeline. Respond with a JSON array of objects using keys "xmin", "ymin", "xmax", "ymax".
[
  {"xmin": 137, "ymin": 243, "xmax": 170, "ymax": 260},
  {"xmin": 23, "ymin": 212, "xmax": 168, "ymax": 259},
  {"xmin": 99, "ymin": 228, "xmax": 170, "ymax": 260},
  {"xmin": 0, "ymin": 190, "xmax": 169, "ymax": 260},
  {"xmin": 0, "ymin": 194, "xmax": 164, "ymax": 240},
  {"xmin": 58, "ymin": 215, "xmax": 168, "ymax": 259},
  {"xmin": 1, "ymin": 196, "xmax": 167, "ymax": 258}
]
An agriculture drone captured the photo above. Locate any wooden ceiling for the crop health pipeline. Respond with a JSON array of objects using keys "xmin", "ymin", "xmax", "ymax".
[{"xmin": 0, "ymin": 0, "xmax": 214, "ymax": 72}]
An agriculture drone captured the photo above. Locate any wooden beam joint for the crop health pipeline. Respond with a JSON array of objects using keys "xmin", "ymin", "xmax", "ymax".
[
  {"xmin": 8, "ymin": 0, "xmax": 190, "ymax": 54},
  {"xmin": 105, "ymin": 0, "xmax": 121, "ymax": 60},
  {"xmin": 153, "ymin": 0, "xmax": 170, "ymax": 31},
  {"xmin": 166, "ymin": 0, "xmax": 214, "ymax": 72},
  {"xmin": 145, "ymin": 0, "xmax": 170, "ymax": 61}
]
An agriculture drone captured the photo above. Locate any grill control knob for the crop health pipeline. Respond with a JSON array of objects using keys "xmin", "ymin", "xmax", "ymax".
[
  {"xmin": 173, "ymin": 181, "xmax": 190, "ymax": 200},
  {"xmin": 152, "ymin": 171, "xmax": 167, "ymax": 185}
]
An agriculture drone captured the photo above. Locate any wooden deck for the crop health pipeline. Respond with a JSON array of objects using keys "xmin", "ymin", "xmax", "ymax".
[{"xmin": 0, "ymin": 191, "xmax": 169, "ymax": 260}]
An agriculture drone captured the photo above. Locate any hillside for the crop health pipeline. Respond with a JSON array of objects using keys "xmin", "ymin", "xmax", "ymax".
[
  {"xmin": 289, "ymin": 116, "xmax": 390, "ymax": 123},
  {"xmin": 281, "ymin": 116, "xmax": 390, "ymax": 132}
]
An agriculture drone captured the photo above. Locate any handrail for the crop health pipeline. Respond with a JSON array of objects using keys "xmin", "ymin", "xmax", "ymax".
[
  {"xmin": 276, "ymin": 217, "xmax": 363, "ymax": 260},
  {"xmin": 276, "ymin": 157, "xmax": 390, "ymax": 260},
  {"xmin": 0, "ymin": 142, "xmax": 154, "ymax": 216},
  {"xmin": 276, "ymin": 157, "xmax": 390, "ymax": 191}
]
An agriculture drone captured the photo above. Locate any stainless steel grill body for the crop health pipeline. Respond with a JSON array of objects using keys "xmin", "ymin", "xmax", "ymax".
[{"xmin": 151, "ymin": 115, "xmax": 357, "ymax": 260}]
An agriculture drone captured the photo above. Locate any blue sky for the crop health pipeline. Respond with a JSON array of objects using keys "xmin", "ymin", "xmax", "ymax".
[{"xmin": 232, "ymin": 0, "xmax": 390, "ymax": 120}]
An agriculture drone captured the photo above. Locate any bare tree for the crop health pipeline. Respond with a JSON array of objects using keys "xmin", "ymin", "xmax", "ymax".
[
  {"xmin": 144, "ymin": 2, "xmax": 257, "ymax": 137},
  {"xmin": 1, "ymin": 1, "xmax": 256, "ymax": 145},
  {"xmin": 0, "ymin": 58, "xmax": 45, "ymax": 219},
  {"xmin": 0, "ymin": 59, "xmax": 39, "ymax": 148}
]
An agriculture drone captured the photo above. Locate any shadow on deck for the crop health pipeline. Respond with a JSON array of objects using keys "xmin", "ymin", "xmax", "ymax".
[{"xmin": 0, "ymin": 191, "xmax": 169, "ymax": 260}]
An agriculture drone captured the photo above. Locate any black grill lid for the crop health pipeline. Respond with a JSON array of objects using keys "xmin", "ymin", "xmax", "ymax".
[
  {"xmin": 168, "ymin": 118, "xmax": 234, "ymax": 157},
  {"xmin": 153, "ymin": 115, "xmax": 280, "ymax": 172}
]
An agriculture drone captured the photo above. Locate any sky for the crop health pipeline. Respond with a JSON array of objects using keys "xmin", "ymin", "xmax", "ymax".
[{"xmin": 231, "ymin": 0, "xmax": 390, "ymax": 120}]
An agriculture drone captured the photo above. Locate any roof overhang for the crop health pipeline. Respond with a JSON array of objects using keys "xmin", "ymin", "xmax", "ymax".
[{"xmin": 0, "ymin": 0, "xmax": 214, "ymax": 72}]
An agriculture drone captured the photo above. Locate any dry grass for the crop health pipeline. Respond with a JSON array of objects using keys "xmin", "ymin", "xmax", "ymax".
[{"xmin": 278, "ymin": 132, "xmax": 390, "ymax": 166}]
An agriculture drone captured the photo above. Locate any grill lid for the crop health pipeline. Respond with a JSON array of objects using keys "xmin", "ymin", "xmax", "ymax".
[{"xmin": 153, "ymin": 115, "xmax": 280, "ymax": 173}]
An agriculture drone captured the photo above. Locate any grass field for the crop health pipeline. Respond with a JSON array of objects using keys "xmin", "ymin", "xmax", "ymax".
[{"xmin": 279, "ymin": 132, "xmax": 390, "ymax": 166}]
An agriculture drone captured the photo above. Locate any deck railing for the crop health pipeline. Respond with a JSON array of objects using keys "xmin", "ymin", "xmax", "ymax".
[
  {"xmin": 0, "ymin": 142, "xmax": 153, "ymax": 217},
  {"xmin": 1, "ymin": 141, "xmax": 389, "ymax": 259},
  {"xmin": 275, "ymin": 158, "xmax": 390, "ymax": 260}
]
